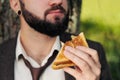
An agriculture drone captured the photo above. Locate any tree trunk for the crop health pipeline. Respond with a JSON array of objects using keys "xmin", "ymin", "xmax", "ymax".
[{"xmin": 67, "ymin": 0, "xmax": 82, "ymax": 34}]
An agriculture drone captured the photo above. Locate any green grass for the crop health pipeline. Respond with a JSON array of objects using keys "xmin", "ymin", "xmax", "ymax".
[{"xmin": 80, "ymin": 0, "xmax": 120, "ymax": 80}]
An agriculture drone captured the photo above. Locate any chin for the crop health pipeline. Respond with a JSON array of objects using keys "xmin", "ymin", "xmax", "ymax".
[{"xmin": 46, "ymin": 15, "xmax": 64, "ymax": 23}]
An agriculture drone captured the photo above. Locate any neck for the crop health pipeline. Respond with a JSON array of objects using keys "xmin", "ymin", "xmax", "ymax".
[{"xmin": 20, "ymin": 21, "xmax": 57, "ymax": 64}]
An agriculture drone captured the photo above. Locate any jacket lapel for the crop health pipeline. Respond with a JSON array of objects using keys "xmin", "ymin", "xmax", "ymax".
[
  {"xmin": 65, "ymin": 72, "xmax": 75, "ymax": 80},
  {"xmin": 0, "ymin": 38, "xmax": 17, "ymax": 80},
  {"xmin": 4, "ymin": 55, "xmax": 15, "ymax": 80}
]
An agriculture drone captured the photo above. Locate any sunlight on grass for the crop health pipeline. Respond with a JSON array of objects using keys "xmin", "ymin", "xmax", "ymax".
[{"xmin": 81, "ymin": 0, "xmax": 120, "ymax": 26}]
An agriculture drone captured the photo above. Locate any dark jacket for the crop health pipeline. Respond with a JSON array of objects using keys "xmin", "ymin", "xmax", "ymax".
[{"xmin": 0, "ymin": 32, "xmax": 112, "ymax": 80}]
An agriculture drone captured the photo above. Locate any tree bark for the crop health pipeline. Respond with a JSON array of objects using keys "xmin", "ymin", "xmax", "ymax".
[{"xmin": 68, "ymin": 0, "xmax": 82, "ymax": 34}]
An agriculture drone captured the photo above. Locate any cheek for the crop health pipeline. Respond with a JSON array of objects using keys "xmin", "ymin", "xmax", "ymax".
[
  {"xmin": 24, "ymin": 1, "xmax": 48, "ymax": 19},
  {"xmin": 62, "ymin": 0, "xmax": 68, "ymax": 12}
]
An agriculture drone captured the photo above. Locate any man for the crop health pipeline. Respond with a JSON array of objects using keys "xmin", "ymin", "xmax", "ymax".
[{"xmin": 0, "ymin": 0, "xmax": 112, "ymax": 80}]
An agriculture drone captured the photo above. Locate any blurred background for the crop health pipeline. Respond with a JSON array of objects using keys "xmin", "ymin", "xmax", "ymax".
[
  {"xmin": 0, "ymin": 0, "xmax": 120, "ymax": 80},
  {"xmin": 80, "ymin": 0, "xmax": 120, "ymax": 80}
]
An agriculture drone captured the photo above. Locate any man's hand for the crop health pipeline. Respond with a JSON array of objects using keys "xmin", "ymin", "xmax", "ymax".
[{"xmin": 63, "ymin": 46, "xmax": 101, "ymax": 80}]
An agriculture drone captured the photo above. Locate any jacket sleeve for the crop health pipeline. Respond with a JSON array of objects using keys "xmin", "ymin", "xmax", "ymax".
[
  {"xmin": 87, "ymin": 40, "xmax": 112, "ymax": 80},
  {"xmin": 96, "ymin": 43, "xmax": 112, "ymax": 80}
]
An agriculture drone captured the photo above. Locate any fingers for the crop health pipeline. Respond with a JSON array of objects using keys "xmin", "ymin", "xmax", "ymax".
[
  {"xmin": 65, "ymin": 46, "xmax": 96, "ymax": 68},
  {"xmin": 64, "ymin": 46, "xmax": 101, "ymax": 76},
  {"xmin": 76, "ymin": 46, "xmax": 101, "ymax": 68},
  {"xmin": 64, "ymin": 50, "xmax": 91, "ymax": 72},
  {"xmin": 65, "ymin": 46, "xmax": 101, "ymax": 68}
]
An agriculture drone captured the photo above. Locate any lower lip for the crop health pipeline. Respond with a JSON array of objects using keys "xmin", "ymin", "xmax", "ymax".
[{"xmin": 49, "ymin": 10, "xmax": 63, "ymax": 14}]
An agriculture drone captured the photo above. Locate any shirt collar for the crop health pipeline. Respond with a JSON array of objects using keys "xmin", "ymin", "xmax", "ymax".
[
  {"xmin": 16, "ymin": 31, "xmax": 27, "ymax": 61},
  {"xmin": 41, "ymin": 36, "xmax": 61, "ymax": 66}
]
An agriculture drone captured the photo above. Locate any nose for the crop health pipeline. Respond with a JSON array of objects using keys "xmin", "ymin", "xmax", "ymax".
[{"xmin": 48, "ymin": 0, "xmax": 63, "ymax": 6}]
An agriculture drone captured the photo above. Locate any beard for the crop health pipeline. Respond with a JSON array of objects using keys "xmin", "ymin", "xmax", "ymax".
[{"xmin": 19, "ymin": 1, "xmax": 69, "ymax": 37}]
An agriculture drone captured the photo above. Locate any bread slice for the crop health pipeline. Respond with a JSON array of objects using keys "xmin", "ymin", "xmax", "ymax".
[{"xmin": 51, "ymin": 32, "xmax": 88, "ymax": 70}]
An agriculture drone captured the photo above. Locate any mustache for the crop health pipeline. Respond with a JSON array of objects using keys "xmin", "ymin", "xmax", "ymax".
[{"xmin": 45, "ymin": 5, "xmax": 66, "ymax": 17}]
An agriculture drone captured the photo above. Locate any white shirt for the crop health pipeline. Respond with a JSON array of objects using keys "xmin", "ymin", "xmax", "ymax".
[{"xmin": 15, "ymin": 32, "xmax": 65, "ymax": 80}]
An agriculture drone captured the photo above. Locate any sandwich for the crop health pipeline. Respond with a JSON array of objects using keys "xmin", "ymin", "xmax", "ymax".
[{"xmin": 52, "ymin": 32, "xmax": 88, "ymax": 70}]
